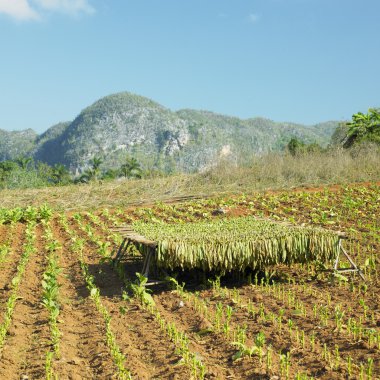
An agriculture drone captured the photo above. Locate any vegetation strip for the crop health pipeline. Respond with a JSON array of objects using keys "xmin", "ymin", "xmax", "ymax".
[
  {"xmin": 211, "ymin": 280, "xmax": 353, "ymax": 377},
  {"xmin": 41, "ymin": 220, "xmax": 62, "ymax": 379},
  {"xmin": 0, "ymin": 205, "xmax": 53, "ymax": 224},
  {"xmin": 59, "ymin": 214, "xmax": 132, "ymax": 380},
  {"xmin": 132, "ymin": 275, "xmax": 207, "ymax": 379},
  {"xmin": 0, "ymin": 223, "xmax": 14, "ymax": 263},
  {"xmin": 167, "ymin": 276, "xmax": 315, "ymax": 379},
  {"xmin": 50, "ymin": 218, "xmax": 123, "ymax": 379},
  {"xmin": 0, "ymin": 220, "xmax": 36, "ymax": 350},
  {"xmin": 258, "ymin": 280, "xmax": 380, "ymax": 348},
  {"xmin": 101, "ymin": 194, "xmax": 379, "ymax": 379}
]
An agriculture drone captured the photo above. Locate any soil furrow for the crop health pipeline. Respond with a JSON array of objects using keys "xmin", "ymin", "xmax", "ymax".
[
  {"xmin": 69, "ymin": 218, "xmax": 191, "ymax": 379},
  {"xmin": 194, "ymin": 288, "xmax": 344, "ymax": 379},
  {"xmin": 286, "ymin": 281, "xmax": 379, "ymax": 327},
  {"xmin": 236, "ymin": 285, "xmax": 378, "ymax": 379},
  {"xmin": 0, "ymin": 224, "xmax": 10, "ymax": 247},
  {"xmin": 152, "ymin": 291, "xmax": 254, "ymax": 380},
  {"xmin": 0, "ymin": 223, "xmax": 26, "ymax": 322},
  {"xmin": 52, "ymin": 219, "xmax": 120, "ymax": 379},
  {"xmin": 85, "ymin": 213, "xmax": 299, "ymax": 378},
  {"xmin": 0, "ymin": 224, "xmax": 50, "ymax": 380},
  {"xmin": 103, "ymin": 297, "xmax": 191, "ymax": 380}
]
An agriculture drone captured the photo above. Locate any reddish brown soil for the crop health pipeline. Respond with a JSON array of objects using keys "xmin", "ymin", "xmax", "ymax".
[
  {"xmin": 51, "ymin": 220, "xmax": 119, "ymax": 379},
  {"xmin": 198, "ymin": 287, "xmax": 372, "ymax": 379},
  {"xmin": 93, "ymin": 181, "xmax": 380, "ymax": 220},
  {"xmin": 0, "ymin": 225, "xmax": 8, "ymax": 244},
  {"xmin": 68, "ymin": 218, "xmax": 192, "ymax": 380},
  {"xmin": 0, "ymin": 224, "xmax": 50, "ymax": 379},
  {"xmin": 0, "ymin": 183, "xmax": 379, "ymax": 379},
  {"xmin": 0, "ymin": 224, "xmax": 26, "ymax": 325},
  {"xmin": 103, "ymin": 183, "xmax": 379, "ymax": 379}
]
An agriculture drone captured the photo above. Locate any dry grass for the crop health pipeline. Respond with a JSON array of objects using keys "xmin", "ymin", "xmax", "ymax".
[
  {"xmin": 1, "ymin": 147, "xmax": 379, "ymax": 210},
  {"xmin": 206, "ymin": 145, "xmax": 380, "ymax": 190}
]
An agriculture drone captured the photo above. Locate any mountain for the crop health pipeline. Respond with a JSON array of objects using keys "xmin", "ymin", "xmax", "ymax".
[
  {"xmin": 1, "ymin": 92, "xmax": 340, "ymax": 173},
  {"xmin": 33, "ymin": 122, "xmax": 71, "ymax": 163},
  {"xmin": 0, "ymin": 128, "xmax": 37, "ymax": 161},
  {"xmin": 38, "ymin": 93, "xmax": 190, "ymax": 173},
  {"xmin": 174, "ymin": 110, "xmax": 337, "ymax": 171}
]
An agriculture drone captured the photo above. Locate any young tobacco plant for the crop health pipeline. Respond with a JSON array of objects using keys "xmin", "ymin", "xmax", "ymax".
[
  {"xmin": 58, "ymin": 213, "xmax": 132, "ymax": 380},
  {"xmin": 232, "ymin": 331, "xmax": 266, "ymax": 361},
  {"xmin": 0, "ymin": 221, "xmax": 36, "ymax": 350}
]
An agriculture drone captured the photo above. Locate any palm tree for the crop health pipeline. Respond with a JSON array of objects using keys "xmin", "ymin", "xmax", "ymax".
[
  {"xmin": 79, "ymin": 156, "xmax": 103, "ymax": 183},
  {"xmin": 343, "ymin": 108, "xmax": 380, "ymax": 148},
  {"xmin": 91, "ymin": 156, "xmax": 103, "ymax": 180},
  {"xmin": 51, "ymin": 164, "xmax": 70, "ymax": 184},
  {"xmin": 287, "ymin": 138, "xmax": 305, "ymax": 156},
  {"xmin": 120, "ymin": 157, "xmax": 142, "ymax": 179},
  {"xmin": 78, "ymin": 169, "xmax": 94, "ymax": 183},
  {"xmin": 16, "ymin": 156, "xmax": 33, "ymax": 170}
]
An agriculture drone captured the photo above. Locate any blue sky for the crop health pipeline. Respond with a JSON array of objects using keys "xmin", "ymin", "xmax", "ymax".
[{"xmin": 0, "ymin": 0, "xmax": 379, "ymax": 133}]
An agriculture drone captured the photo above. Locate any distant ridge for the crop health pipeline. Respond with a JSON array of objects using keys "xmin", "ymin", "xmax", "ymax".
[
  {"xmin": 0, "ymin": 91, "xmax": 339, "ymax": 173},
  {"xmin": 0, "ymin": 128, "xmax": 37, "ymax": 161}
]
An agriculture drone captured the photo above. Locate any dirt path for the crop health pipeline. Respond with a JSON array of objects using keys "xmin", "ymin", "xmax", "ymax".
[
  {"xmin": 0, "ymin": 224, "xmax": 50, "ymax": 380},
  {"xmin": 0, "ymin": 224, "xmax": 26, "ymax": 325}
]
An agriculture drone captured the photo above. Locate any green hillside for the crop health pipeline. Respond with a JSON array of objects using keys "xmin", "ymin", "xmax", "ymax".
[
  {"xmin": 0, "ymin": 92, "xmax": 340, "ymax": 173},
  {"xmin": 0, "ymin": 129, "xmax": 37, "ymax": 161}
]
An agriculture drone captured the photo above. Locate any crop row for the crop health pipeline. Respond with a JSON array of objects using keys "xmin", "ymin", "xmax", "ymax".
[
  {"xmin": 0, "ymin": 205, "xmax": 53, "ymax": 224},
  {"xmin": 74, "ymin": 212, "xmax": 207, "ymax": 379},
  {"xmin": 41, "ymin": 220, "xmax": 62, "ymax": 378},
  {"xmin": 0, "ymin": 220, "xmax": 36, "ymax": 349},
  {"xmin": 58, "ymin": 214, "xmax": 132, "ymax": 379}
]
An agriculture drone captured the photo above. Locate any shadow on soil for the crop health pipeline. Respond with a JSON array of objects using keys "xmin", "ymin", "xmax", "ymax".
[{"xmin": 82, "ymin": 251, "xmax": 295, "ymax": 301}]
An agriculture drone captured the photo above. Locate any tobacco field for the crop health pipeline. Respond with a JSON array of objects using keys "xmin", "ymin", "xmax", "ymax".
[{"xmin": 0, "ymin": 183, "xmax": 379, "ymax": 379}]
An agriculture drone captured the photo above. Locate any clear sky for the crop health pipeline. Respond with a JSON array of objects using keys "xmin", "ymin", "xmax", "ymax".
[{"xmin": 0, "ymin": 0, "xmax": 379, "ymax": 133}]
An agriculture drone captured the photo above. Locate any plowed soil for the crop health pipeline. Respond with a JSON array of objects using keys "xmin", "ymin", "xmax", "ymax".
[{"xmin": 0, "ymin": 183, "xmax": 378, "ymax": 379}]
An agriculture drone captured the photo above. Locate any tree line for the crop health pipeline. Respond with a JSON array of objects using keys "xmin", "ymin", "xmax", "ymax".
[
  {"xmin": 1, "ymin": 108, "xmax": 379, "ymax": 190},
  {"xmin": 0, "ymin": 155, "xmax": 143, "ymax": 190},
  {"xmin": 287, "ymin": 108, "xmax": 380, "ymax": 156}
]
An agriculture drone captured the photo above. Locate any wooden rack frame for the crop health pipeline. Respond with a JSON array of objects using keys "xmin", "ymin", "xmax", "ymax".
[
  {"xmin": 111, "ymin": 226, "xmax": 164, "ymax": 285},
  {"xmin": 328, "ymin": 239, "xmax": 365, "ymax": 281}
]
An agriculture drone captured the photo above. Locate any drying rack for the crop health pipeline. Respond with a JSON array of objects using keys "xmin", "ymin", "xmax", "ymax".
[{"xmin": 110, "ymin": 224, "xmax": 365, "ymax": 283}]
